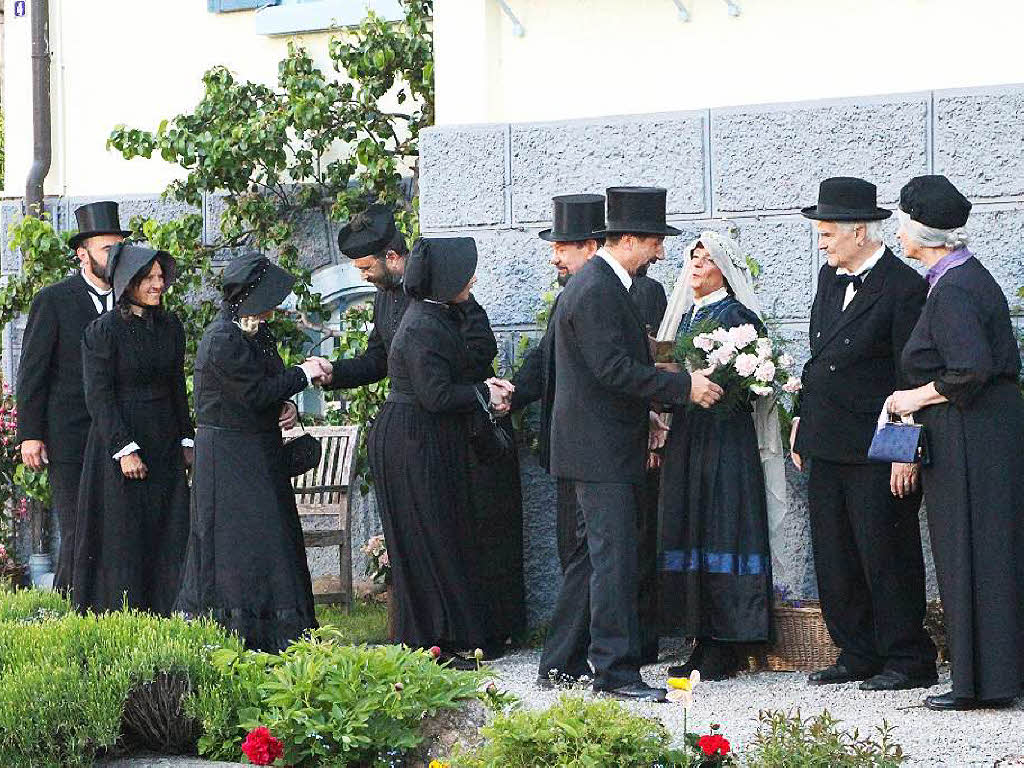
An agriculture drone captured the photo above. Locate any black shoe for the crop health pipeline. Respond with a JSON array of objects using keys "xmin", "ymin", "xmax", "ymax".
[
  {"xmin": 808, "ymin": 663, "xmax": 873, "ymax": 686},
  {"xmin": 860, "ymin": 669, "xmax": 938, "ymax": 691},
  {"xmin": 666, "ymin": 639, "xmax": 707, "ymax": 679},
  {"xmin": 436, "ymin": 651, "xmax": 476, "ymax": 671},
  {"xmin": 924, "ymin": 690, "xmax": 1016, "ymax": 711},
  {"xmin": 668, "ymin": 640, "xmax": 741, "ymax": 681},
  {"xmin": 595, "ymin": 682, "xmax": 668, "ymax": 702}
]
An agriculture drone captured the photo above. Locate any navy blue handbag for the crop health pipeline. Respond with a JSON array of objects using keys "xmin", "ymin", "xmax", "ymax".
[{"xmin": 868, "ymin": 407, "xmax": 929, "ymax": 465}]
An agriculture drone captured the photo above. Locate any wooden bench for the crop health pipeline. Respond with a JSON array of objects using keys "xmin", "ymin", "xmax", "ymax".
[{"xmin": 283, "ymin": 424, "xmax": 360, "ymax": 611}]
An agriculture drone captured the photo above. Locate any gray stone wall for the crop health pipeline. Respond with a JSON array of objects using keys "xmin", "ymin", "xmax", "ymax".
[{"xmin": 419, "ymin": 84, "xmax": 1024, "ymax": 625}]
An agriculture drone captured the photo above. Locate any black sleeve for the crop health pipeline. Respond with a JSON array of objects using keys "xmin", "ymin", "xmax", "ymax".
[
  {"xmin": 510, "ymin": 339, "xmax": 545, "ymax": 410},
  {"xmin": 325, "ymin": 293, "xmax": 389, "ymax": 390},
  {"xmin": 403, "ymin": 323, "xmax": 486, "ymax": 414},
  {"xmin": 457, "ymin": 295, "xmax": 499, "ymax": 380},
  {"xmin": 891, "ymin": 277, "xmax": 927, "ymax": 391},
  {"xmin": 15, "ymin": 290, "xmax": 58, "ymax": 444},
  {"xmin": 209, "ymin": 328, "xmax": 308, "ymax": 412},
  {"xmin": 568, "ymin": 287, "xmax": 691, "ymax": 405},
  {"xmin": 170, "ymin": 316, "xmax": 195, "ymax": 440},
  {"xmin": 927, "ymin": 285, "xmax": 994, "ymax": 408},
  {"xmin": 651, "ymin": 281, "xmax": 668, "ymax": 329},
  {"xmin": 81, "ymin": 318, "xmax": 134, "ymax": 458}
]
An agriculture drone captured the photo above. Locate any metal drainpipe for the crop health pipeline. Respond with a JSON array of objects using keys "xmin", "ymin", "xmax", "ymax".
[{"xmin": 25, "ymin": 0, "xmax": 51, "ymax": 217}]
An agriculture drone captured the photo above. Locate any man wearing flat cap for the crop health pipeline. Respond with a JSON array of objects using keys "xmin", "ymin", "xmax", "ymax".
[
  {"xmin": 793, "ymin": 177, "xmax": 937, "ymax": 692},
  {"xmin": 539, "ymin": 186, "xmax": 723, "ymax": 702},
  {"xmin": 16, "ymin": 201, "xmax": 130, "ymax": 590}
]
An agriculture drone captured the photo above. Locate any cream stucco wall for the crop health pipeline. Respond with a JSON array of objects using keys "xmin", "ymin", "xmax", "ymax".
[
  {"xmin": 434, "ymin": 0, "xmax": 1024, "ymax": 125},
  {"xmin": 2, "ymin": 0, "xmax": 353, "ymax": 197}
]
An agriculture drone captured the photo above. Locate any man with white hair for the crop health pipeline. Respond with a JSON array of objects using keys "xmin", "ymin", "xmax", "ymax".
[{"xmin": 792, "ymin": 177, "xmax": 937, "ymax": 692}]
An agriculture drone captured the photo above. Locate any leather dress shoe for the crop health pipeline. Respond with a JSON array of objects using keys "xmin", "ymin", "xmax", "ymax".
[
  {"xmin": 924, "ymin": 690, "xmax": 1016, "ymax": 711},
  {"xmin": 807, "ymin": 663, "xmax": 873, "ymax": 686},
  {"xmin": 595, "ymin": 682, "xmax": 668, "ymax": 703},
  {"xmin": 860, "ymin": 669, "xmax": 938, "ymax": 691}
]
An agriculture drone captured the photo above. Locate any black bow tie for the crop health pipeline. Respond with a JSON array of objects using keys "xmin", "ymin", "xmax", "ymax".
[{"xmin": 835, "ymin": 273, "xmax": 865, "ymax": 291}]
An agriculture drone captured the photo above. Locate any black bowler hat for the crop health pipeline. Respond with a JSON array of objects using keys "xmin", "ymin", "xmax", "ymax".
[
  {"xmin": 899, "ymin": 175, "xmax": 971, "ymax": 230},
  {"xmin": 538, "ymin": 194, "xmax": 606, "ymax": 242},
  {"xmin": 68, "ymin": 201, "xmax": 132, "ymax": 250},
  {"xmin": 801, "ymin": 177, "xmax": 892, "ymax": 221},
  {"xmin": 221, "ymin": 251, "xmax": 296, "ymax": 317},
  {"xmin": 105, "ymin": 243, "xmax": 177, "ymax": 302},
  {"xmin": 594, "ymin": 187, "xmax": 681, "ymax": 237},
  {"xmin": 337, "ymin": 204, "xmax": 399, "ymax": 258},
  {"xmin": 404, "ymin": 237, "xmax": 478, "ymax": 303}
]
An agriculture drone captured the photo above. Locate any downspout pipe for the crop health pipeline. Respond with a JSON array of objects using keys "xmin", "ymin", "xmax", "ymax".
[{"xmin": 25, "ymin": 0, "xmax": 51, "ymax": 217}]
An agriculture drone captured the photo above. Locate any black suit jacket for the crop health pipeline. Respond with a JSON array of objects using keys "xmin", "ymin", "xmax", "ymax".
[
  {"xmin": 510, "ymin": 294, "xmax": 560, "ymax": 471},
  {"xmin": 794, "ymin": 249, "xmax": 927, "ymax": 464},
  {"xmin": 325, "ymin": 285, "xmax": 410, "ymax": 390},
  {"xmin": 549, "ymin": 256, "xmax": 691, "ymax": 484},
  {"xmin": 16, "ymin": 274, "xmax": 106, "ymax": 463},
  {"xmin": 629, "ymin": 274, "xmax": 668, "ymax": 333}
]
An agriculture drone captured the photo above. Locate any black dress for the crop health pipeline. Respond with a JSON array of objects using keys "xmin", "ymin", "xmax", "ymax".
[
  {"xmin": 455, "ymin": 298, "xmax": 526, "ymax": 648},
  {"xmin": 175, "ymin": 311, "xmax": 316, "ymax": 652},
  {"xmin": 369, "ymin": 300, "xmax": 489, "ymax": 650},
  {"xmin": 901, "ymin": 257, "xmax": 1024, "ymax": 701},
  {"xmin": 658, "ymin": 296, "xmax": 772, "ymax": 642},
  {"xmin": 72, "ymin": 309, "xmax": 192, "ymax": 614}
]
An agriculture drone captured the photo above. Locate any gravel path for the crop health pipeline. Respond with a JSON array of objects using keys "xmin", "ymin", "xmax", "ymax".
[{"xmin": 486, "ymin": 648, "xmax": 1024, "ymax": 767}]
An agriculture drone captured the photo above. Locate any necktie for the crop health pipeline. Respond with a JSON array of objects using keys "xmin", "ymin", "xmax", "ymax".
[
  {"xmin": 87, "ymin": 288, "xmax": 112, "ymax": 314},
  {"xmin": 834, "ymin": 273, "xmax": 864, "ymax": 292}
]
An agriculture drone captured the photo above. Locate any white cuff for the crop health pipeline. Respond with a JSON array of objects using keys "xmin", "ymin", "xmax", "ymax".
[
  {"xmin": 299, "ymin": 365, "xmax": 314, "ymax": 386},
  {"xmin": 113, "ymin": 442, "xmax": 141, "ymax": 460},
  {"xmin": 181, "ymin": 438, "xmax": 194, "ymax": 448}
]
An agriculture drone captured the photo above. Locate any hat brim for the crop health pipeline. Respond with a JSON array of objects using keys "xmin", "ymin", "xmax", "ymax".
[
  {"xmin": 538, "ymin": 229, "xmax": 605, "ymax": 242},
  {"xmin": 68, "ymin": 229, "xmax": 133, "ymax": 250},
  {"xmin": 235, "ymin": 263, "xmax": 297, "ymax": 317},
  {"xmin": 800, "ymin": 206, "xmax": 892, "ymax": 221},
  {"xmin": 113, "ymin": 251, "xmax": 177, "ymax": 302},
  {"xmin": 593, "ymin": 224, "xmax": 682, "ymax": 237}
]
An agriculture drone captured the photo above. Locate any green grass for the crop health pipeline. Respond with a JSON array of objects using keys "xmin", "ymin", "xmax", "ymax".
[{"xmin": 315, "ymin": 599, "xmax": 388, "ymax": 645}]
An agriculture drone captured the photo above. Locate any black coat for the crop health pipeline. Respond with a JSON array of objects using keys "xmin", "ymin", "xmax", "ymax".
[
  {"xmin": 510, "ymin": 294, "xmax": 560, "ymax": 471},
  {"xmin": 325, "ymin": 285, "xmax": 410, "ymax": 390},
  {"xmin": 795, "ymin": 249, "xmax": 926, "ymax": 464},
  {"xmin": 549, "ymin": 256, "xmax": 690, "ymax": 484},
  {"xmin": 629, "ymin": 274, "xmax": 668, "ymax": 333},
  {"xmin": 16, "ymin": 274, "xmax": 107, "ymax": 462}
]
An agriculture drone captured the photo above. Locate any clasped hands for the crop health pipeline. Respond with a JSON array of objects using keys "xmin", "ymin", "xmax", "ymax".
[
  {"xmin": 298, "ymin": 356, "xmax": 334, "ymax": 387},
  {"xmin": 485, "ymin": 377, "xmax": 515, "ymax": 415}
]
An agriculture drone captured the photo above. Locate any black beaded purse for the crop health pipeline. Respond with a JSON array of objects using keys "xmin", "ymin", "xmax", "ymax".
[
  {"xmin": 470, "ymin": 388, "xmax": 514, "ymax": 464},
  {"xmin": 282, "ymin": 412, "xmax": 322, "ymax": 477}
]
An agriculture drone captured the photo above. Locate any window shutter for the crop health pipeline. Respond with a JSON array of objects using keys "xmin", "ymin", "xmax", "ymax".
[{"xmin": 208, "ymin": 0, "xmax": 280, "ymax": 12}]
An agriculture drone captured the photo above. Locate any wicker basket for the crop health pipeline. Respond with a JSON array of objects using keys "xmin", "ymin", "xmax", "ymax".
[{"xmin": 761, "ymin": 601, "xmax": 839, "ymax": 672}]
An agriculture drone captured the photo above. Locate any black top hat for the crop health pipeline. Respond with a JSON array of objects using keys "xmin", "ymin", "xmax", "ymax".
[
  {"xmin": 105, "ymin": 243, "xmax": 177, "ymax": 302},
  {"xmin": 899, "ymin": 175, "xmax": 971, "ymax": 230},
  {"xmin": 594, "ymin": 187, "xmax": 681, "ymax": 237},
  {"xmin": 801, "ymin": 177, "xmax": 892, "ymax": 221},
  {"xmin": 221, "ymin": 251, "xmax": 296, "ymax": 317},
  {"xmin": 538, "ymin": 194, "xmax": 606, "ymax": 242},
  {"xmin": 404, "ymin": 237, "xmax": 478, "ymax": 303},
  {"xmin": 337, "ymin": 204, "xmax": 399, "ymax": 259},
  {"xmin": 68, "ymin": 201, "xmax": 132, "ymax": 250}
]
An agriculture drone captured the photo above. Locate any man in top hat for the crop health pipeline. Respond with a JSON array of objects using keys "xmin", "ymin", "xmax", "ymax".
[
  {"xmin": 16, "ymin": 201, "xmax": 131, "ymax": 591},
  {"xmin": 539, "ymin": 186, "xmax": 723, "ymax": 701},
  {"xmin": 792, "ymin": 177, "xmax": 937, "ymax": 691}
]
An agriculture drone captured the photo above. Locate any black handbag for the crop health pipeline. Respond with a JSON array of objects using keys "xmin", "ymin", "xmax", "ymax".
[
  {"xmin": 469, "ymin": 387, "xmax": 514, "ymax": 464},
  {"xmin": 282, "ymin": 410, "xmax": 322, "ymax": 477},
  {"xmin": 867, "ymin": 408, "xmax": 930, "ymax": 466}
]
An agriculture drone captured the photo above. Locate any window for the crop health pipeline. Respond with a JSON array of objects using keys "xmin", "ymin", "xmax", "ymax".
[
  {"xmin": 248, "ymin": 0, "xmax": 405, "ymax": 35},
  {"xmin": 208, "ymin": 0, "xmax": 280, "ymax": 12}
]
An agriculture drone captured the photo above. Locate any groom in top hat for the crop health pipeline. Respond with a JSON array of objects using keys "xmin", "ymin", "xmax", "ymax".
[
  {"xmin": 17, "ymin": 201, "xmax": 131, "ymax": 591},
  {"xmin": 793, "ymin": 177, "xmax": 937, "ymax": 691},
  {"xmin": 539, "ymin": 186, "xmax": 723, "ymax": 701}
]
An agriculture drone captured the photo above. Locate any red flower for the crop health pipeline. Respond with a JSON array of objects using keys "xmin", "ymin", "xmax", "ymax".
[
  {"xmin": 241, "ymin": 726, "xmax": 284, "ymax": 766},
  {"xmin": 697, "ymin": 733, "xmax": 731, "ymax": 756}
]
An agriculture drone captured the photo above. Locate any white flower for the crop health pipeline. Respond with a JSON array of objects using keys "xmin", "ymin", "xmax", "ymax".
[
  {"xmin": 694, "ymin": 334, "xmax": 715, "ymax": 352},
  {"xmin": 756, "ymin": 338, "xmax": 773, "ymax": 358},
  {"xmin": 754, "ymin": 360, "xmax": 776, "ymax": 383},
  {"xmin": 733, "ymin": 352, "xmax": 760, "ymax": 378},
  {"xmin": 728, "ymin": 324, "xmax": 759, "ymax": 347},
  {"xmin": 710, "ymin": 343, "xmax": 737, "ymax": 367},
  {"xmin": 778, "ymin": 353, "xmax": 795, "ymax": 368},
  {"xmin": 782, "ymin": 376, "xmax": 803, "ymax": 393},
  {"xmin": 710, "ymin": 328, "xmax": 731, "ymax": 343},
  {"xmin": 750, "ymin": 384, "xmax": 773, "ymax": 397}
]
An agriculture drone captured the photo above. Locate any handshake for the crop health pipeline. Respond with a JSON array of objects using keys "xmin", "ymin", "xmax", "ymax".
[
  {"xmin": 298, "ymin": 356, "xmax": 334, "ymax": 387},
  {"xmin": 485, "ymin": 377, "xmax": 515, "ymax": 415}
]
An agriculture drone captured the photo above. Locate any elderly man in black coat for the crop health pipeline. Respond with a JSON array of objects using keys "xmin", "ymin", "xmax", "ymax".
[
  {"xmin": 16, "ymin": 202, "xmax": 130, "ymax": 590},
  {"xmin": 538, "ymin": 187, "xmax": 722, "ymax": 701},
  {"xmin": 792, "ymin": 177, "xmax": 937, "ymax": 691}
]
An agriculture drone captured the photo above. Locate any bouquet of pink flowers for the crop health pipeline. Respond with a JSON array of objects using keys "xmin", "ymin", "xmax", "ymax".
[
  {"xmin": 362, "ymin": 534, "xmax": 391, "ymax": 585},
  {"xmin": 676, "ymin": 319, "xmax": 801, "ymax": 412}
]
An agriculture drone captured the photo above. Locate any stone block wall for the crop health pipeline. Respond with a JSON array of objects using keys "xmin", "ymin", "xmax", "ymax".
[{"xmin": 419, "ymin": 84, "xmax": 1024, "ymax": 625}]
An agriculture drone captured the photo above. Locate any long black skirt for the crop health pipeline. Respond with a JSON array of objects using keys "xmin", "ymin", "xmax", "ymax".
[
  {"xmin": 369, "ymin": 401, "xmax": 488, "ymax": 650},
  {"xmin": 658, "ymin": 406, "xmax": 772, "ymax": 642},
  {"xmin": 919, "ymin": 380, "xmax": 1024, "ymax": 701},
  {"xmin": 175, "ymin": 426, "xmax": 317, "ymax": 652},
  {"xmin": 72, "ymin": 395, "xmax": 190, "ymax": 615}
]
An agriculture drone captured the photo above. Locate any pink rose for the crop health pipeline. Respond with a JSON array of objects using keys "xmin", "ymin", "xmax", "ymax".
[
  {"xmin": 727, "ymin": 324, "xmax": 759, "ymax": 347},
  {"xmin": 783, "ymin": 376, "xmax": 802, "ymax": 393},
  {"xmin": 733, "ymin": 353, "xmax": 760, "ymax": 378},
  {"xmin": 694, "ymin": 335, "xmax": 715, "ymax": 353},
  {"xmin": 379, "ymin": 551, "xmax": 389, "ymax": 567},
  {"xmin": 754, "ymin": 360, "xmax": 776, "ymax": 383}
]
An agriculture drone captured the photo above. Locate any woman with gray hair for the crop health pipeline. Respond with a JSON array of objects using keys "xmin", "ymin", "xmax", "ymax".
[{"xmin": 888, "ymin": 175, "xmax": 1023, "ymax": 711}]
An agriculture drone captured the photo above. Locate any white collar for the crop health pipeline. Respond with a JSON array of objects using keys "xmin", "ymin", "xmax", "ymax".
[
  {"xmin": 836, "ymin": 245, "xmax": 885, "ymax": 277},
  {"xmin": 81, "ymin": 270, "xmax": 112, "ymax": 295},
  {"xmin": 596, "ymin": 247, "xmax": 632, "ymax": 291},
  {"xmin": 693, "ymin": 286, "xmax": 729, "ymax": 309}
]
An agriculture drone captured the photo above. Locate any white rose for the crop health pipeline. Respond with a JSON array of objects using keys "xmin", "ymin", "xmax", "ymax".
[
  {"xmin": 779, "ymin": 353, "xmax": 795, "ymax": 368},
  {"xmin": 728, "ymin": 324, "xmax": 759, "ymax": 347},
  {"xmin": 710, "ymin": 328, "xmax": 731, "ymax": 343},
  {"xmin": 694, "ymin": 335, "xmax": 715, "ymax": 352},
  {"xmin": 750, "ymin": 384, "xmax": 773, "ymax": 397},
  {"xmin": 756, "ymin": 338, "xmax": 773, "ymax": 358},
  {"xmin": 754, "ymin": 360, "xmax": 776, "ymax": 383},
  {"xmin": 782, "ymin": 376, "xmax": 803, "ymax": 393},
  {"xmin": 714, "ymin": 343, "xmax": 737, "ymax": 366},
  {"xmin": 734, "ymin": 352, "xmax": 760, "ymax": 378}
]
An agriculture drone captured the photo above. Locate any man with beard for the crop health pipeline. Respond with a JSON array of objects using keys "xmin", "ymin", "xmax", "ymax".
[{"xmin": 17, "ymin": 201, "xmax": 130, "ymax": 592}]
